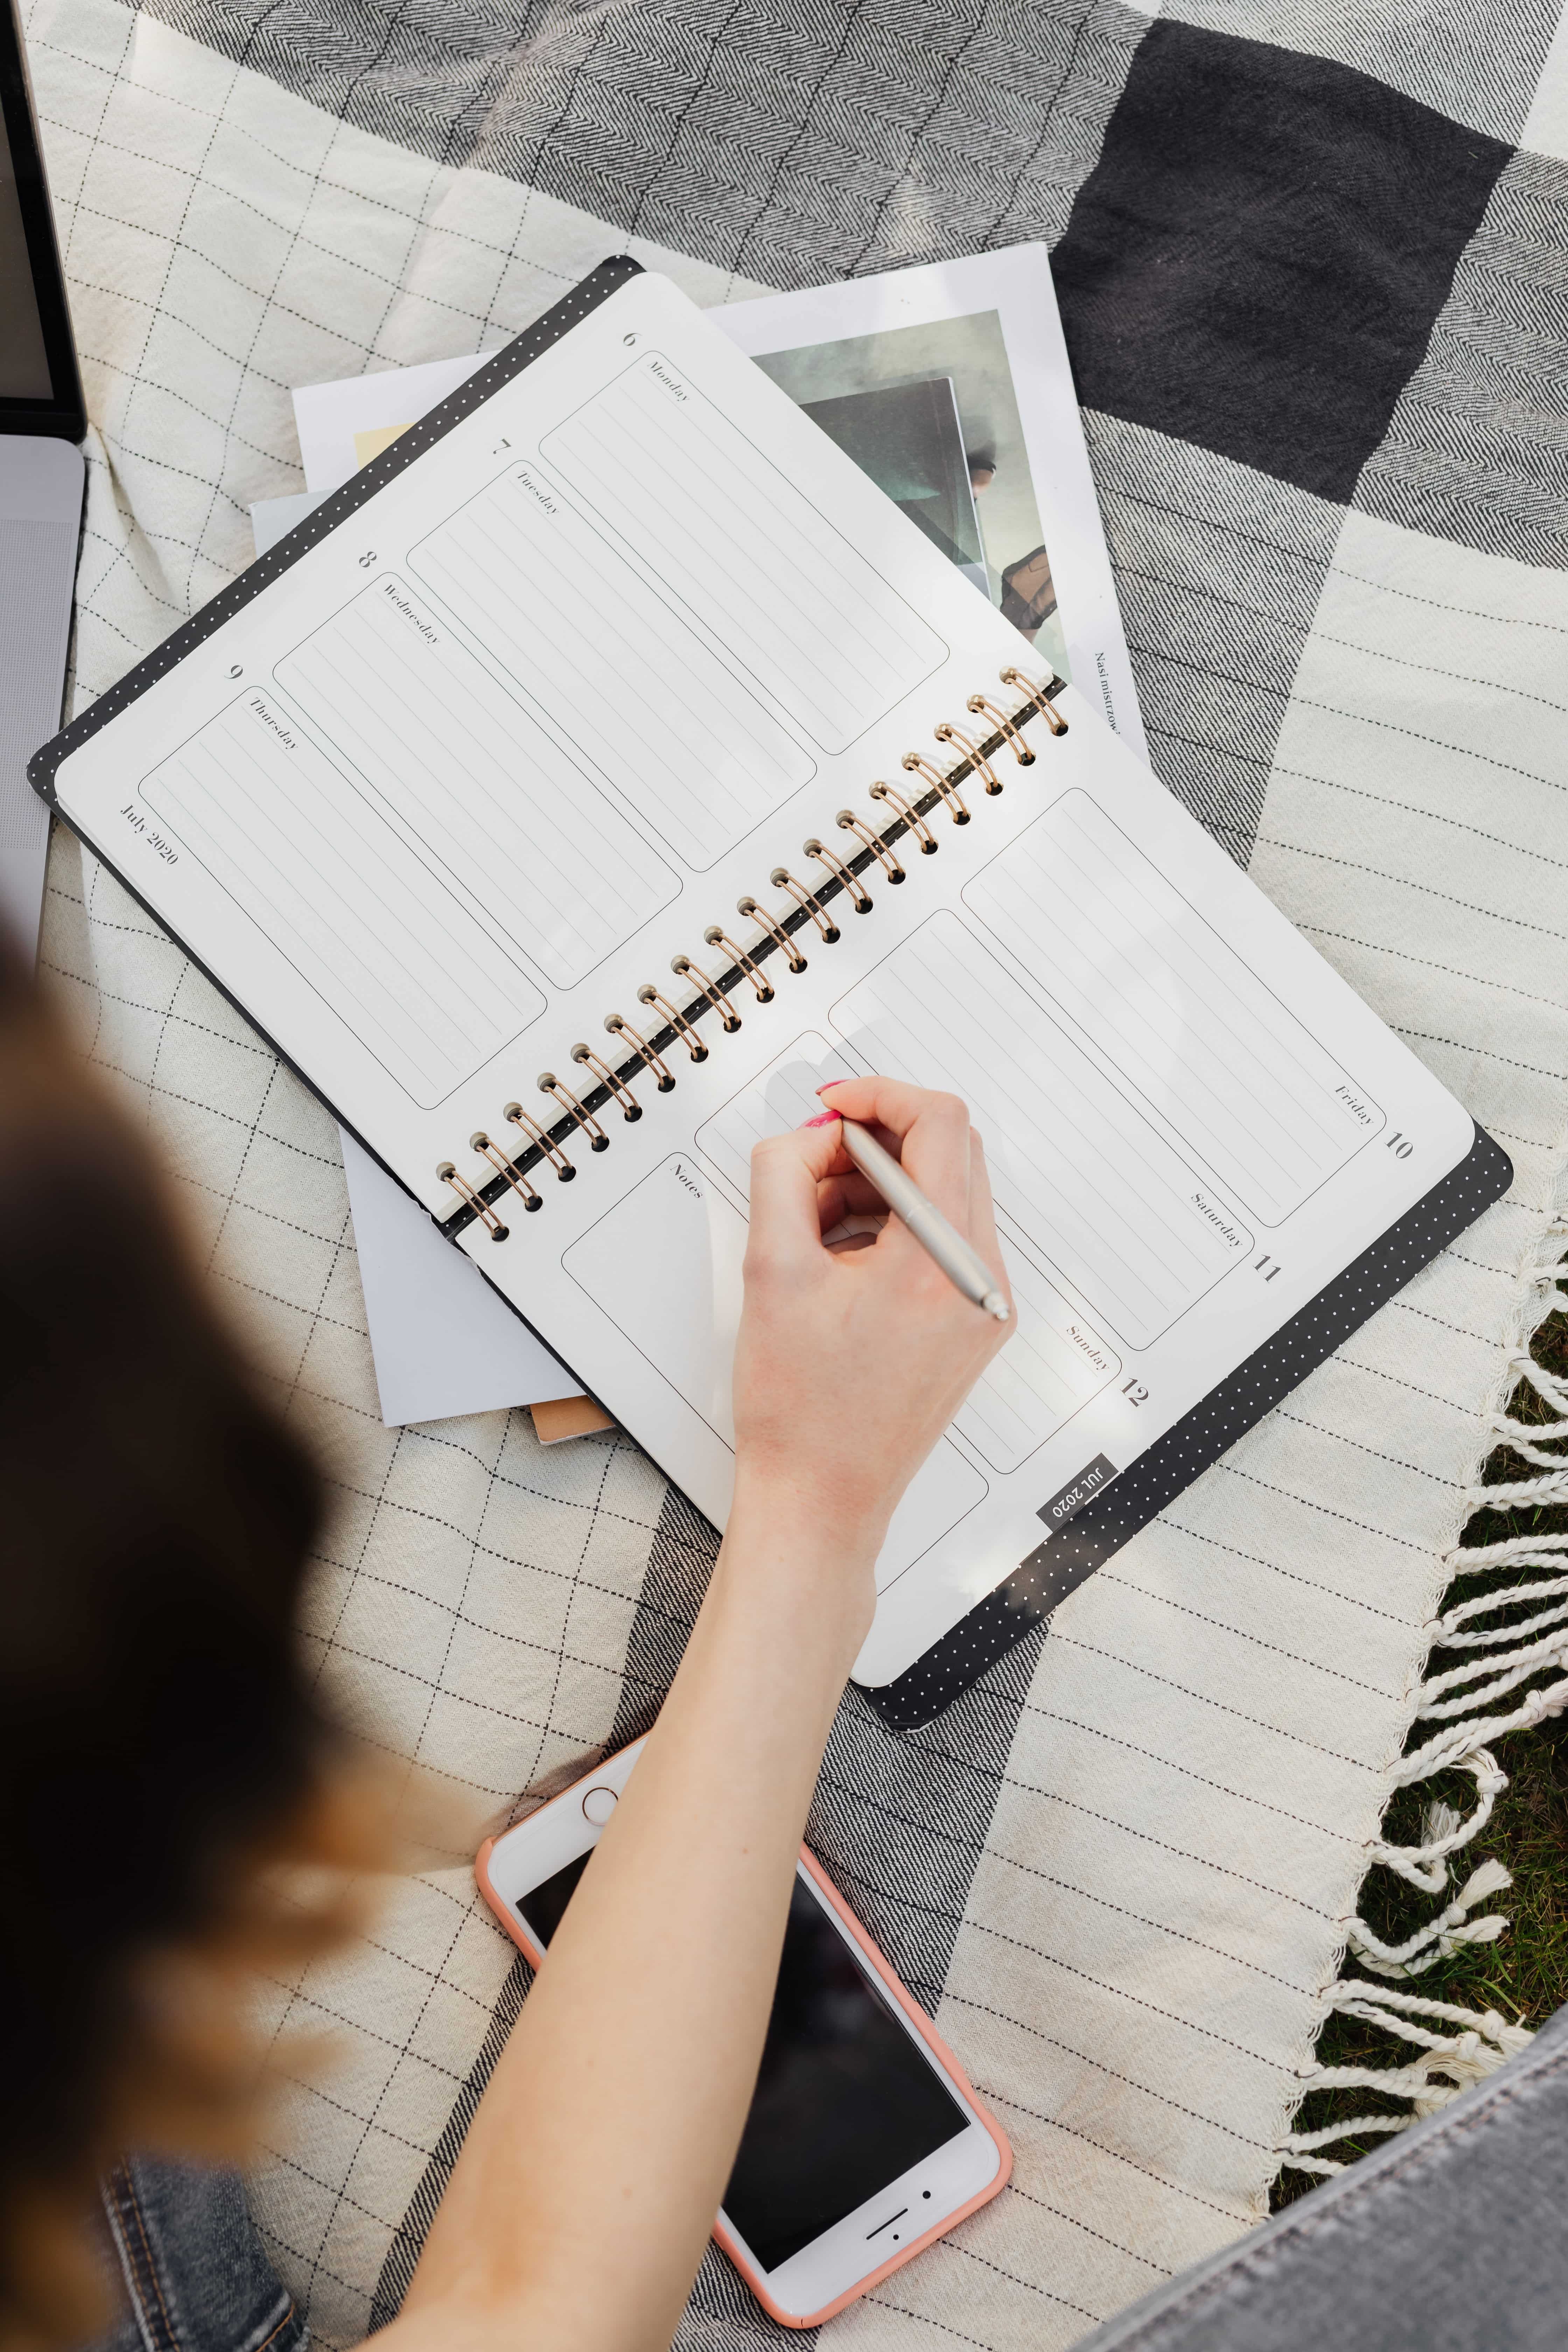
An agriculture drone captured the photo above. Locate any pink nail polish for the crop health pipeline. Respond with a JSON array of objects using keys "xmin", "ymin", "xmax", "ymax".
[
  {"xmin": 800, "ymin": 1109, "xmax": 841, "ymax": 1129},
  {"xmin": 816, "ymin": 1079, "xmax": 848, "ymax": 1097}
]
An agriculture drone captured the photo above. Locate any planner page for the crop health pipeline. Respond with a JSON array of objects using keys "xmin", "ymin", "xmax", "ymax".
[
  {"xmin": 503, "ymin": 692, "xmax": 1476, "ymax": 1686},
  {"xmin": 44, "ymin": 265, "xmax": 1482, "ymax": 1688},
  {"xmin": 47, "ymin": 266, "xmax": 1001, "ymax": 1190}
]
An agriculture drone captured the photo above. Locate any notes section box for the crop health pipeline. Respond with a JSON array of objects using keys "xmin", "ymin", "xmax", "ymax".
[
  {"xmin": 275, "ymin": 576, "xmax": 680, "ymax": 990},
  {"xmin": 539, "ymin": 350, "xmax": 947, "ymax": 757},
  {"xmin": 692, "ymin": 1030, "xmax": 862, "ymax": 1203},
  {"xmin": 407, "ymin": 462, "xmax": 816, "ymax": 872},
  {"xmin": 693, "ymin": 1032, "xmax": 1121, "ymax": 1476},
  {"xmin": 830, "ymin": 912, "xmax": 1252, "ymax": 1352},
  {"xmin": 137, "ymin": 687, "xmax": 545, "ymax": 1107},
  {"xmin": 963, "ymin": 791, "xmax": 1383, "ymax": 1226}
]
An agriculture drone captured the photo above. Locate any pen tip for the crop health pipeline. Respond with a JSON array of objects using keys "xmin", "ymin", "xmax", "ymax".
[{"xmin": 984, "ymin": 1292, "xmax": 1011, "ymax": 1323}]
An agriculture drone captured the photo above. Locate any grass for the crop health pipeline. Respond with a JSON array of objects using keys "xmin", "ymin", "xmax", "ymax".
[{"xmin": 1272, "ymin": 1279, "xmax": 1568, "ymax": 2206}]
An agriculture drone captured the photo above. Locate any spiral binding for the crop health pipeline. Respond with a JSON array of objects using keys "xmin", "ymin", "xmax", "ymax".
[{"xmin": 440, "ymin": 668, "xmax": 1067, "ymax": 1236}]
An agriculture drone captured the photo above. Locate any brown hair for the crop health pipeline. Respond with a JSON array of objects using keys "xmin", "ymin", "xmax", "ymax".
[{"xmin": 0, "ymin": 947, "xmax": 359, "ymax": 2339}]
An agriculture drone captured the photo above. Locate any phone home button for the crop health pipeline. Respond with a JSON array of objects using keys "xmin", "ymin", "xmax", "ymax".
[{"xmin": 582, "ymin": 1785, "xmax": 618, "ymax": 1827}]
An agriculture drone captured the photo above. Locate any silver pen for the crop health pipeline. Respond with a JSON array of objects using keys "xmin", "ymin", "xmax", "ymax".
[{"xmin": 830, "ymin": 1113, "xmax": 1011, "ymax": 1323}]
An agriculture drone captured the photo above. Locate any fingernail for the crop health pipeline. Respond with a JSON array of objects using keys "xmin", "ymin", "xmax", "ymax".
[
  {"xmin": 816, "ymin": 1079, "xmax": 848, "ymax": 1097},
  {"xmin": 799, "ymin": 1110, "xmax": 841, "ymax": 1129}
]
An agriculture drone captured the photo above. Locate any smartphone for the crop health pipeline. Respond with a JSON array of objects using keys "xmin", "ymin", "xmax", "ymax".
[{"xmin": 476, "ymin": 1738, "xmax": 1010, "ymax": 2328}]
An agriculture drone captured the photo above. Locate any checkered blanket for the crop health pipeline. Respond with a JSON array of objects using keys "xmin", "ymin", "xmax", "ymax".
[{"xmin": 27, "ymin": 0, "xmax": 1568, "ymax": 2343}]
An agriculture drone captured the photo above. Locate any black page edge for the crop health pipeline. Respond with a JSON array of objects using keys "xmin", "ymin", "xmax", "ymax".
[{"xmin": 858, "ymin": 1121, "xmax": 1513, "ymax": 1731}]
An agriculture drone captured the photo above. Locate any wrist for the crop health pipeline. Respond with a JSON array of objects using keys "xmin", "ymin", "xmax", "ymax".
[{"xmin": 716, "ymin": 1470, "xmax": 883, "ymax": 1657}]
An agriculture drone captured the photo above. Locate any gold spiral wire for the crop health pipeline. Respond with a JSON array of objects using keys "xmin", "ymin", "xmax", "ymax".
[
  {"xmin": 933, "ymin": 721, "xmax": 1002, "ymax": 795},
  {"xmin": 869, "ymin": 778, "xmax": 936, "ymax": 850},
  {"xmin": 438, "ymin": 1161, "xmax": 509, "ymax": 1238},
  {"xmin": 672, "ymin": 954, "xmax": 742, "ymax": 1031},
  {"xmin": 571, "ymin": 1043, "xmax": 642, "ymax": 1120},
  {"xmin": 704, "ymin": 925, "xmax": 774, "ymax": 1002},
  {"xmin": 605, "ymin": 1013, "xmax": 675, "ymax": 1091},
  {"xmin": 770, "ymin": 867, "xmax": 839, "ymax": 942},
  {"xmin": 836, "ymin": 809, "xmax": 904, "ymax": 882},
  {"xmin": 505, "ymin": 1098, "xmax": 574, "ymax": 1178},
  {"xmin": 738, "ymin": 895, "xmax": 807, "ymax": 973},
  {"xmin": 470, "ymin": 1130, "xmax": 542, "ymax": 1210},
  {"xmin": 806, "ymin": 834, "xmax": 874, "ymax": 908},
  {"xmin": 638, "ymin": 985, "xmax": 708, "ymax": 1061},
  {"xmin": 1001, "ymin": 665, "xmax": 1068, "ymax": 736},
  {"xmin": 966, "ymin": 693, "xmax": 1034, "ymax": 765},
  {"xmin": 903, "ymin": 750, "xmax": 969, "ymax": 825}
]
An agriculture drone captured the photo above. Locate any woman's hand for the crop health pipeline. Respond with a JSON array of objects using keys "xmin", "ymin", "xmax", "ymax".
[{"xmin": 730, "ymin": 1074, "xmax": 1013, "ymax": 1614}]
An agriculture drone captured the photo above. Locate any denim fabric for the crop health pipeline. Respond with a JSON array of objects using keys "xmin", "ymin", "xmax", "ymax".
[
  {"xmin": 1076, "ymin": 1998, "xmax": 1568, "ymax": 2352},
  {"xmin": 90, "ymin": 2158, "xmax": 304, "ymax": 2352}
]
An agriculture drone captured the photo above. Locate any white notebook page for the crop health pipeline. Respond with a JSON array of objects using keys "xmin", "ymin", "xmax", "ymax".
[{"xmin": 49, "ymin": 267, "xmax": 1483, "ymax": 1684}]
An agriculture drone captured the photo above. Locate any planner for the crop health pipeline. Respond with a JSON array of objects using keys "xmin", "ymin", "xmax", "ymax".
[{"xmin": 33, "ymin": 258, "xmax": 1510, "ymax": 1727}]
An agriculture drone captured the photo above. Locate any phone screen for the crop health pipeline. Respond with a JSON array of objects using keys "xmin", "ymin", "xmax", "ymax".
[{"xmin": 518, "ymin": 1857, "xmax": 969, "ymax": 2272}]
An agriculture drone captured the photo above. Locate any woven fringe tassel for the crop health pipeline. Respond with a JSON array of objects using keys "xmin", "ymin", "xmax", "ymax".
[
  {"xmin": 1279, "ymin": 1208, "xmax": 1568, "ymax": 2172},
  {"xmin": 1344, "ymin": 1857, "xmax": 1512, "ymax": 1976},
  {"xmin": 1281, "ymin": 1984, "xmax": 1534, "ymax": 2174}
]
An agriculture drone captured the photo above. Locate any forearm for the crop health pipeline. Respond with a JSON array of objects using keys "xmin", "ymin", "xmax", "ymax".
[{"xmin": 392, "ymin": 1483, "xmax": 875, "ymax": 2351}]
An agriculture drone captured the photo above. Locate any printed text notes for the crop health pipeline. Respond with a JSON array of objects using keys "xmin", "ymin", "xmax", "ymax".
[
  {"xmin": 139, "ymin": 692, "xmax": 544, "ymax": 1106},
  {"xmin": 964, "ymin": 793, "xmax": 1382, "ymax": 1224},
  {"xmin": 409, "ymin": 467, "xmax": 815, "ymax": 870},
  {"xmin": 831, "ymin": 915, "xmax": 1251, "ymax": 1351},
  {"xmin": 276, "ymin": 579, "xmax": 679, "ymax": 989},
  {"xmin": 540, "ymin": 352, "xmax": 945, "ymax": 755}
]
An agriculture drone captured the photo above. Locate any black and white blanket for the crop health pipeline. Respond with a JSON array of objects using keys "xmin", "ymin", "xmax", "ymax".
[{"xmin": 27, "ymin": 0, "xmax": 1568, "ymax": 2343}]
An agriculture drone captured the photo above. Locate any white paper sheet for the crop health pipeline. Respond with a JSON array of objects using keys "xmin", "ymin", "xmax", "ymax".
[
  {"xmin": 292, "ymin": 351, "xmax": 485, "ymax": 494},
  {"xmin": 340, "ymin": 1131, "xmax": 577, "ymax": 1425}
]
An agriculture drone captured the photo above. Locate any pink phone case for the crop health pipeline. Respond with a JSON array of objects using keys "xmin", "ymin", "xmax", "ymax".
[{"xmin": 474, "ymin": 1752, "xmax": 1011, "ymax": 2330}]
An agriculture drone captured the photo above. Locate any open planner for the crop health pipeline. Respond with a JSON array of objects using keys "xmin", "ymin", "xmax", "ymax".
[{"xmin": 34, "ymin": 258, "xmax": 1510, "ymax": 1727}]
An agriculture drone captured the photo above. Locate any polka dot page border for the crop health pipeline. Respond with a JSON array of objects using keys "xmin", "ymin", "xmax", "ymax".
[{"xmin": 863, "ymin": 1124, "xmax": 1514, "ymax": 1734}]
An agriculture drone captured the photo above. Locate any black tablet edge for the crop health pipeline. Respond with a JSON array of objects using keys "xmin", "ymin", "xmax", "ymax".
[
  {"xmin": 28, "ymin": 254, "xmax": 643, "ymax": 802},
  {"xmin": 858, "ymin": 1121, "xmax": 1513, "ymax": 1733}
]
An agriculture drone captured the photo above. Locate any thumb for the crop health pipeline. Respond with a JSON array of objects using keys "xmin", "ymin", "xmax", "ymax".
[{"xmin": 745, "ymin": 1116, "xmax": 846, "ymax": 1280}]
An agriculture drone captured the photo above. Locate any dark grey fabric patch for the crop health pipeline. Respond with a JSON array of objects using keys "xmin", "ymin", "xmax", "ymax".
[
  {"xmin": 1085, "ymin": 412, "xmax": 1344, "ymax": 862},
  {"xmin": 1051, "ymin": 21, "xmax": 1512, "ymax": 503},
  {"xmin": 1163, "ymin": 0, "xmax": 1562, "ymax": 145},
  {"xmin": 137, "ymin": 0, "xmax": 1148, "ymax": 285},
  {"xmin": 1354, "ymin": 147, "xmax": 1568, "ymax": 568}
]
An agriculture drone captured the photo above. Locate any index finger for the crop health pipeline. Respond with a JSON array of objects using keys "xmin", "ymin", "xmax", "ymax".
[{"xmin": 817, "ymin": 1075, "xmax": 972, "ymax": 1226}]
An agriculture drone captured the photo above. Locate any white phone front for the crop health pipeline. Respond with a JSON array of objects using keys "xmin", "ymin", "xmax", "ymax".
[{"xmin": 476, "ymin": 1738, "xmax": 1010, "ymax": 2328}]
